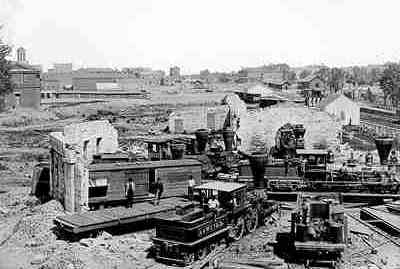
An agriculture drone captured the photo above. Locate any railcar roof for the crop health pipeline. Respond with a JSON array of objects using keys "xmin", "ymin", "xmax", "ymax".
[
  {"xmin": 89, "ymin": 159, "xmax": 201, "ymax": 171},
  {"xmin": 296, "ymin": 149, "xmax": 328, "ymax": 155},
  {"xmin": 194, "ymin": 181, "xmax": 246, "ymax": 192}
]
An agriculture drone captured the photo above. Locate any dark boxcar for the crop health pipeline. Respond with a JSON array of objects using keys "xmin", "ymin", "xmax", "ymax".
[{"xmin": 88, "ymin": 159, "xmax": 202, "ymax": 208}]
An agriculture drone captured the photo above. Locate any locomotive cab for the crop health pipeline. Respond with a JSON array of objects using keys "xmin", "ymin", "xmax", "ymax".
[{"xmin": 193, "ymin": 181, "xmax": 247, "ymax": 214}]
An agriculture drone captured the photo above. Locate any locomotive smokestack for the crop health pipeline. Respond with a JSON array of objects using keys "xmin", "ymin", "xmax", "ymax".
[
  {"xmin": 247, "ymin": 153, "xmax": 269, "ymax": 188},
  {"xmin": 170, "ymin": 143, "xmax": 185, "ymax": 160},
  {"xmin": 195, "ymin": 129, "xmax": 209, "ymax": 153},
  {"xmin": 293, "ymin": 124, "xmax": 306, "ymax": 149},
  {"xmin": 374, "ymin": 136, "xmax": 394, "ymax": 165},
  {"xmin": 223, "ymin": 128, "xmax": 235, "ymax": 152},
  {"xmin": 293, "ymin": 124, "xmax": 306, "ymax": 139}
]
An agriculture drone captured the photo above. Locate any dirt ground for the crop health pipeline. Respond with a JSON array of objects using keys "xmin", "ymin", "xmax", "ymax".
[{"xmin": 0, "ymin": 87, "xmax": 399, "ymax": 269}]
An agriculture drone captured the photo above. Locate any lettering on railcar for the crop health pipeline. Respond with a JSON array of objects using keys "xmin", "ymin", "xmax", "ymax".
[{"xmin": 197, "ymin": 220, "xmax": 225, "ymax": 237}]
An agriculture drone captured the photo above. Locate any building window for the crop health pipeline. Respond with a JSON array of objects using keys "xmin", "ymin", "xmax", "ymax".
[
  {"xmin": 96, "ymin": 137, "xmax": 102, "ymax": 154},
  {"xmin": 340, "ymin": 111, "xmax": 346, "ymax": 121},
  {"xmin": 89, "ymin": 177, "xmax": 108, "ymax": 187},
  {"xmin": 83, "ymin": 140, "xmax": 89, "ymax": 159}
]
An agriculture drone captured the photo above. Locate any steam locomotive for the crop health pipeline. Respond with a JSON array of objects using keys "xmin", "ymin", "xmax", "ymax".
[
  {"xmin": 239, "ymin": 132, "xmax": 400, "ymax": 194},
  {"xmin": 276, "ymin": 194, "xmax": 348, "ymax": 267},
  {"xmin": 152, "ymin": 181, "xmax": 279, "ymax": 266}
]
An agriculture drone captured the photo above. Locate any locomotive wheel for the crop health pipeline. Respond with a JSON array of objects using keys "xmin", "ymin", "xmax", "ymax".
[
  {"xmin": 196, "ymin": 246, "xmax": 208, "ymax": 260},
  {"xmin": 229, "ymin": 217, "xmax": 245, "ymax": 241},
  {"xmin": 183, "ymin": 251, "xmax": 195, "ymax": 265},
  {"xmin": 263, "ymin": 215, "xmax": 271, "ymax": 226},
  {"xmin": 263, "ymin": 212, "xmax": 278, "ymax": 226},
  {"xmin": 209, "ymin": 242, "xmax": 217, "ymax": 252},
  {"xmin": 218, "ymin": 238, "xmax": 227, "ymax": 248},
  {"xmin": 245, "ymin": 210, "xmax": 258, "ymax": 233}
]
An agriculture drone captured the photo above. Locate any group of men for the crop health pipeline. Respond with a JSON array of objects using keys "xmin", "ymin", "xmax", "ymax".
[{"xmin": 124, "ymin": 177, "xmax": 164, "ymax": 208}]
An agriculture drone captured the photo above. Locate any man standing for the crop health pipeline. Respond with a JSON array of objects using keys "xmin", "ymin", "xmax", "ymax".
[
  {"xmin": 187, "ymin": 175, "xmax": 195, "ymax": 200},
  {"xmin": 124, "ymin": 178, "xmax": 135, "ymax": 208},
  {"xmin": 284, "ymin": 155, "xmax": 290, "ymax": 176},
  {"xmin": 154, "ymin": 177, "xmax": 164, "ymax": 205}
]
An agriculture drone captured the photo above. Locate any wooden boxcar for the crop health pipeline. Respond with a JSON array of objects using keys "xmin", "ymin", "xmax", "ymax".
[{"xmin": 87, "ymin": 159, "xmax": 202, "ymax": 208}]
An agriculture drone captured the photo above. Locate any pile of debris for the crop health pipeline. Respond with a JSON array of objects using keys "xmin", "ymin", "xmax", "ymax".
[{"xmin": 9, "ymin": 199, "xmax": 63, "ymax": 248}]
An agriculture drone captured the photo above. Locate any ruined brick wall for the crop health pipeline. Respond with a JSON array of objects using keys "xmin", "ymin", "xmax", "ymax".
[
  {"xmin": 74, "ymin": 156, "xmax": 89, "ymax": 213},
  {"xmin": 49, "ymin": 132, "xmax": 65, "ymax": 203},
  {"xmin": 169, "ymin": 105, "xmax": 229, "ymax": 133},
  {"xmin": 238, "ymin": 105, "xmax": 342, "ymax": 152},
  {"xmin": 62, "ymin": 120, "xmax": 119, "ymax": 164},
  {"xmin": 49, "ymin": 120, "xmax": 118, "ymax": 212}
]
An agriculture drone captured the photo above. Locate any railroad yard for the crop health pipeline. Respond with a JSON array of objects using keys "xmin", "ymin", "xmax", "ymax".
[{"xmin": 0, "ymin": 85, "xmax": 398, "ymax": 269}]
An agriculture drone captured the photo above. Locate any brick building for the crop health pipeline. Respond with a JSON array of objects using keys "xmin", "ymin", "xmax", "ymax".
[
  {"xmin": 298, "ymin": 75, "xmax": 325, "ymax": 92},
  {"xmin": 72, "ymin": 69, "xmax": 123, "ymax": 91},
  {"xmin": 9, "ymin": 62, "xmax": 42, "ymax": 109},
  {"xmin": 239, "ymin": 65, "xmax": 287, "ymax": 82}
]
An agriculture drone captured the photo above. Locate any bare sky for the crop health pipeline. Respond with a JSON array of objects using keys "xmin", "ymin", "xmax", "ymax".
[{"xmin": 1, "ymin": 0, "xmax": 399, "ymax": 73}]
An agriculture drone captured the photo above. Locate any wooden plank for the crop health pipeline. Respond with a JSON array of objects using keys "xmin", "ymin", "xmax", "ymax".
[
  {"xmin": 57, "ymin": 214, "xmax": 94, "ymax": 226},
  {"xmin": 76, "ymin": 213, "xmax": 110, "ymax": 226},
  {"xmin": 56, "ymin": 197, "xmax": 194, "ymax": 235}
]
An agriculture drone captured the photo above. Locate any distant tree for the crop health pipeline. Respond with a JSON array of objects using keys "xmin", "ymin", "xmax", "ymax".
[
  {"xmin": 315, "ymin": 67, "xmax": 330, "ymax": 84},
  {"xmin": 366, "ymin": 87, "xmax": 376, "ymax": 103},
  {"xmin": 274, "ymin": 63, "xmax": 290, "ymax": 72},
  {"xmin": 299, "ymin": 70, "xmax": 312, "ymax": 79},
  {"xmin": 368, "ymin": 67, "xmax": 381, "ymax": 85},
  {"xmin": 379, "ymin": 63, "xmax": 400, "ymax": 106},
  {"xmin": 286, "ymin": 71, "xmax": 297, "ymax": 82},
  {"xmin": 0, "ymin": 28, "xmax": 13, "ymax": 111},
  {"xmin": 328, "ymin": 68, "xmax": 345, "ymax": 93}
]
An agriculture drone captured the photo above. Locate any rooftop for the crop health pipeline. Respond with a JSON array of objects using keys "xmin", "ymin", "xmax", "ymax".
[
  {"xmin": 318, "ymin": 93, "xmax": 356, "ymax": 110},
  {"xmin": 89, "ymin": 159, "xmax": 202, "ymax": 171},
  {"xmin": 194, "ymin": 181, "xmax": 246, "ymax": 192},
  {"xmin": 298, "ymin": 74, "xmax": 321, "ymax": 83},
  {"xmin": 296, "ymin": 149, "xmax": 328, "ymax": 155}
]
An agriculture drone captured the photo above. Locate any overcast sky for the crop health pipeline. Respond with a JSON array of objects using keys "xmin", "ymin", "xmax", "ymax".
[{"xmin": 1, "ymin": 0, "xmax": 400, "ymax": 73}]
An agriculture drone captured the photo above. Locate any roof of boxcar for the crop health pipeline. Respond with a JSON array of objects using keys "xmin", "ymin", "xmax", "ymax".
[
  {"xmin": 194, "ymin": 181, "xmax": 246, "ymax": 193},
  {"xmin": 89, "ymin": 159, "xmax": 202, "ymax": 171},
  {"xmin": 296, "ymin": 149, "xmax": 328, "ymax": 155}
]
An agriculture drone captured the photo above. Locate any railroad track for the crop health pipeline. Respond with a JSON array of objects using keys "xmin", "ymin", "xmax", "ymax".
[
  {"xmin": 360, "ymin": 113, "xmax": 400, "ymax": 128},
  {"xmin": 344, "ymin": 210, "xmax": 400, "ymax": 269},
  {"xmin": 346, "ymin": 211, "xmax": 400, "ymax": 248}
]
